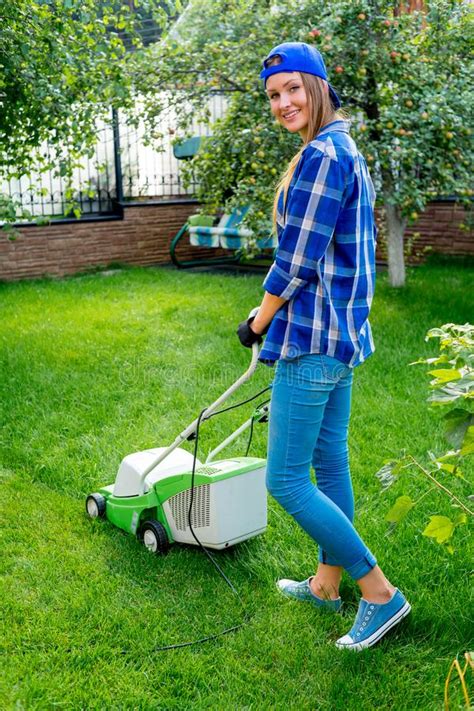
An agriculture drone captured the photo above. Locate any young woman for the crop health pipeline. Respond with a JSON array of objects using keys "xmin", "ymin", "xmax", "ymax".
[{"xmin": 237, "ymin": 42, "xmax": 411, "ymax": 651}]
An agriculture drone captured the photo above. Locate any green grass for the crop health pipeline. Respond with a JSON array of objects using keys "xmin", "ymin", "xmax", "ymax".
[{"xmin": 1, "ymin": 263, "xmax": 472, "ymax": 710}]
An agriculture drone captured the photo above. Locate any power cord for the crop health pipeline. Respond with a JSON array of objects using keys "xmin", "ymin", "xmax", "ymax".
[
  {"xmin": 152, "ymin": 385, "xmax": 271, "ymax": 651},
  {"xmin": 246, "ymin": 397, "xmax": 270, "ymax": 456}
]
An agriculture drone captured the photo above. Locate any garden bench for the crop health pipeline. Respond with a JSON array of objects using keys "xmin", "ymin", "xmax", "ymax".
[{"xmin": 169, "ymin": 138, "xmax": 277, "ymax": 269}]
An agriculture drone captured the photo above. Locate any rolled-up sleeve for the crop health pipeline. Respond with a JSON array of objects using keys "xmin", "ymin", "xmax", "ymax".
[{"xmin": 263, "ymin": 146, "xmax": 347, "ymax": 300}]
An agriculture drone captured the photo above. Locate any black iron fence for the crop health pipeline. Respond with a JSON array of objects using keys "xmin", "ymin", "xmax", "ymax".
[
  {"xmin": 3, "ymin": 93, "xmax": 228, "ymax": 223},
  {"xmin": 4, "ymin": 120, "xmax": 117, "ymax": 221}
]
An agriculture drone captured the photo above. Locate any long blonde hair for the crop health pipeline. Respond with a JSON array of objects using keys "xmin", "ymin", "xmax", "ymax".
[{"xmin": 269, "ymin": 63, "xmax": 350, "ymax": 231}]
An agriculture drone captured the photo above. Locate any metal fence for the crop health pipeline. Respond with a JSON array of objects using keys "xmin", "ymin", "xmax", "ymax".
[
  {"xmin": 3, "ymin": 121, "xmax": 117, "ymax": 220},
  {"xmin": 2, "ymin": 92, "xmax": 228, "ymax": 222},
  {"xmin": 119, "ymin": 93, "xmax": 227, "ymax": 201},
  {"xmin": 3, "ymin": 94, "xmax": 465, "ymax": 224}
]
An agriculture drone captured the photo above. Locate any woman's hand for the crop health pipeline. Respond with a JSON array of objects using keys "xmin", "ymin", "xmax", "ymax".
[
  {"xmin": 237, "ymin": 291, "xmax": 287, "ymax": 348},
  {"xmin": 237, "ymin": 317, "xmax": 262, "ymax": 348}
]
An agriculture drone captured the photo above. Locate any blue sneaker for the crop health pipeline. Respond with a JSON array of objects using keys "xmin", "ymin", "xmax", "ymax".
[
  {"xmin": 277, "ymin": 577, "xmax": 342, "ymax": 612},
  {"xmin": 335, "ymin": 588, "xmax": 411, "ymax": 651}
]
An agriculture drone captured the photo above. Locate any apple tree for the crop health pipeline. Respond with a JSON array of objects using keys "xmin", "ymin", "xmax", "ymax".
[
  {"xmin": 134, "ymin": 0, "xmax": 473, "ymax": 286},
  {"xmin": 313, "ymin": 0, "xmax": 473, "ymax": 286}
]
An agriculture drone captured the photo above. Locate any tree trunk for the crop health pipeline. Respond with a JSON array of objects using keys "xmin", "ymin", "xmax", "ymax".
[
  {"xmin": 382, "ymin": 171, "xmax": 408, "ymax": 288},
  {"xmin": 384, "ymin": 199, "xmax": 407, "ymax": 287}
]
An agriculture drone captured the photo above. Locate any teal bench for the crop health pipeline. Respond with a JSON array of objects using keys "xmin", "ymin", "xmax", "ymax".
[
  {"xmin": 170, "ymin": 137, "xmax": 277, "ymax": 268},
  {"xmin": 170, "ymin": 207, "xmax": 277, "ymax": 268}
]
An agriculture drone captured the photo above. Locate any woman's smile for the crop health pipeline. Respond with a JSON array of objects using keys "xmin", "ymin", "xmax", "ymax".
[{"xmin": 282, "ymin": 109, "xmax": 301, "ymax": 121}]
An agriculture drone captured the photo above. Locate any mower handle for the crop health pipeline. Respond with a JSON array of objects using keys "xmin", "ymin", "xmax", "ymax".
[{"xmin": 137, "ymin": 307, "xmax": 262, "ymax": 492}]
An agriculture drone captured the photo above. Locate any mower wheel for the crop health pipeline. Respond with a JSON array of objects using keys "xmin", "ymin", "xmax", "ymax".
[
  {"xmin": 140, "ymin": 520, "xmax": 170, "ymax": 555},
  {"xmin": 86, "ymin": 493, "xmax": 106, "ymax": 519}
]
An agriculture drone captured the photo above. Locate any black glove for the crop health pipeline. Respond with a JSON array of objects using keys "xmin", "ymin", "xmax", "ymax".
[{"xmin": 237, "ymin": 317, "xmax": 263, "ymax": 348}]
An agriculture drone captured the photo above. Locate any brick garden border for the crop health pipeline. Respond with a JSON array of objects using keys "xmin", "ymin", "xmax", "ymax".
[{"xmin": 0, "ymin": 198, "xmax": 471, "ymax": 282}]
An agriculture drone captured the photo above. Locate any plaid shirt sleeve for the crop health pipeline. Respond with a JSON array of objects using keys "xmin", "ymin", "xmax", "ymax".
[{"xmin": 263, "ymin": 146, "xmax": 347, "ymax": 301}]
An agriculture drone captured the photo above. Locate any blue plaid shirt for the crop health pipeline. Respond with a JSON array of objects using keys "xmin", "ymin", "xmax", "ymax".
[{"xmin": 259, "ymin": 119, "xmax": 377, "ymax": 368}]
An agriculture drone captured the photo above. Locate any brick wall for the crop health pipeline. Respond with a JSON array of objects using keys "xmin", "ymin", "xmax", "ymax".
[
  {"xmin": 0, "ymin": 200, "xmax": 227, "ymax": 282},
  {"xmin": 397, "ymin": 200, "xmax": 472, "ymax": 262},
  {"xmin": 0, "ymin": 199, "xmax": 471, "ymax": 282}
]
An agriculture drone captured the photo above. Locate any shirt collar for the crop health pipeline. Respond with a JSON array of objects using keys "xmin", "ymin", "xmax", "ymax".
[{"xmin": 316, "ymin": 119, "xmax": 351, "ymax": 138}]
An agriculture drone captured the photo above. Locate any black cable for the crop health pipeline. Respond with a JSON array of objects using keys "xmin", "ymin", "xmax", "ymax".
[
  {"xmin": 151, "ymin": 386, "xmax": 270, "ymax": 651},
  {"xmin": 205, "ymin": 385, "xmax": 271, "ymax": 420},
  {"xmin": 187, "ymin": 408, "xmax": 241, "ymax": 597},
  {"xmin": 149, "ymin": 622, "xmax": 249, "ymax": 652},
  {"xmin": 244, "ymin": 397, "xmax": 271, "ymax": 457},
  {"xmin": 245, "ymin": 416, "xmax": 255, "ymax": 457}
]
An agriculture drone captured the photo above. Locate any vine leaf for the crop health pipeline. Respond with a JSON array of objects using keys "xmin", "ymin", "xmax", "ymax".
[
  {"xmin": 443, "ymin": 409, "xmax": 473, "ymax": 448},
  {"xmin": 460, "ymin": 425, "xmax": 474, "ymax": 456},
  {"xmin": 422, "ymin": 515, "xmax": 455, "ymax": 543},
  {"xmin": 428, "ymin": 368, "xmax": 462, "ymax": 385},
  {"xmin": 385, "ymin": 495, "xmax": 414, "ymax": 524}
]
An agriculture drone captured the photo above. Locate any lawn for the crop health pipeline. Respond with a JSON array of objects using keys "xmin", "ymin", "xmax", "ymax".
[{"xmin": 1, "ymin": 262, "xmax": 472, "ymax": 710}]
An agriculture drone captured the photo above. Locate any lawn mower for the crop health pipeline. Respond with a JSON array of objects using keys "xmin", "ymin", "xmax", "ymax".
[{"xmin": 85, "ymin": 321, "xmax": 268, "ymax": 555}]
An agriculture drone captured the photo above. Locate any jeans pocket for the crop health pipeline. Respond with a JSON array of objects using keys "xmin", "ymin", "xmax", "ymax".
[
  {"xmin": 282, "ymin": 354, "xmax": 329, "ymax": 387},
  {"xmin": 275, "ymin": 354, "xmax": 351, "ymax": 387},
  {"xmin": 319, "ymin": 355, "xmax": 351, "ymax": 383}
]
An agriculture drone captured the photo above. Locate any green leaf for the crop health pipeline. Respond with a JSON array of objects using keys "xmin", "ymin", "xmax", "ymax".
[
  {"xmin": 460, "ymin": 425, "xmax": 474, "ymax": 456},
  {"xmin": 428, "ymin": 369, "xmax": 462, "ymax": 384},
  {"xmin": 433, "ymin": 452, "xmax": 470, "ymax": 481},
  {"xmin": 409, "ymin": 358, "xmax": 429, "ymax": 366},
  {"xmin": 428, "ymin": 376, "xmax": 473, "ymax": 405},
  {"xmin": 410, "ymin": 355, "xmax": 451, "ymax": 367},
  {"xmin": 428, "ymin": 390, "xmax": 461, "ymax": 405},
  {"xmin": 453, "ymin": 512, "xmax": 467, "ymax": 526},
  {"xmin": 385, "ymin": 495, "xmax": 414, "ymax": 524},
  {"xmin": 375, "ymin": 458, "xmax": 407, "ymax": 490},
  {"xmin": 422, "ymin": 515, "xmax": 455, "ymax": 543},
  {"xmin": 443, "ymin": 409, "xmax": 473, "ymax": 448},
  {"xmin": 437, "ymin": 462, "xmax": 455, "ymax": 473},
  {"xmin": 426, "ymin": 327, "xmax": 447, "ymax": 339},
  {"xmin": 435, "ymin": 450, "xmax": 460, "ymax": 461}
]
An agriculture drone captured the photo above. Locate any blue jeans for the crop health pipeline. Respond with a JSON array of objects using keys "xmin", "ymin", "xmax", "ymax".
[{"xmin": 266, "ymin": 353, "xmax": 377, "ymax": 581}]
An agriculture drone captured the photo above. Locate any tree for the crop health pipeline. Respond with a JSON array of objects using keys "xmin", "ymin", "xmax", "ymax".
[
  {"xmin": 133, "ymin": 0, "xmax": 473, "ymax": 287},
  {"xmin": 0, "ymin": 0, "xmax": 178, "ymax": 226}
]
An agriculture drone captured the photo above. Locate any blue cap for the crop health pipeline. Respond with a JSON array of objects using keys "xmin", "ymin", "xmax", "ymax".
[{"xmin": 260, "ymin": 41, "xmax": 341, "ymax": 109}]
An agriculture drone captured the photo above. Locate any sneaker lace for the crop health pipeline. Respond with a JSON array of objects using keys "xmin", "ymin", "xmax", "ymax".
[{"xmin": 356, "ymin": 604, "xmax": 375, "ymax": 637}]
